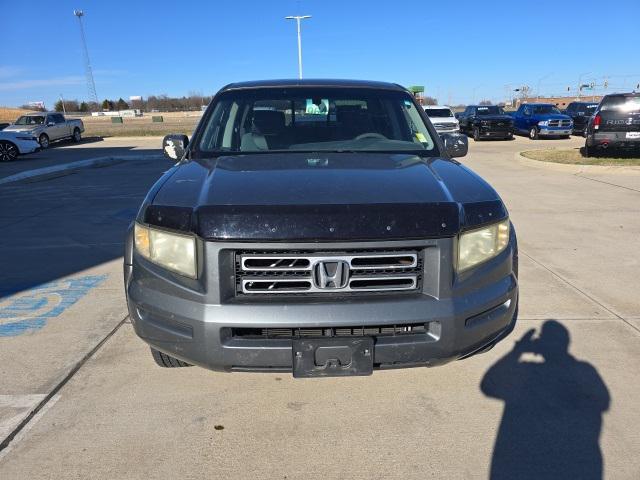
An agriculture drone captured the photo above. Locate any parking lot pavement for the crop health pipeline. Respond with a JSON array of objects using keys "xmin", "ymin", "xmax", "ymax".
[
  {"xmin": 1, "ymin": 136, "xmax": 639, "ymax": 478},
  {"xmin": 0, "ymin": 136, "xmax": 163, "ymax": 181}
]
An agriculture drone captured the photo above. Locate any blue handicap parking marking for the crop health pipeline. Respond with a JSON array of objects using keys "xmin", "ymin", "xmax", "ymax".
[{"xmin": 0, "ymin": 274, "xmax": 107, "ymax": 337}]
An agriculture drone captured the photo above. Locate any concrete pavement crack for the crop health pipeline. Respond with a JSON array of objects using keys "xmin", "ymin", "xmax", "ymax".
[
  {"xmin": 573, "ymin": 173, "xmax": 640, "ymax": 193},
  {"xmin": 0, "ymin": 314, "xmax": 130, "ymax": 454},
  {"xmin": 521, "ymin": 250, "xmax": 640, "ymax": 335}
]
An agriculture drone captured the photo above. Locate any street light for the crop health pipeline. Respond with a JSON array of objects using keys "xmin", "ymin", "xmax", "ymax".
[
  {"xmin": 285, "ymin": 15, "xmax": 311, "ymax": 79},
  {"xmin": 577, "ymin": 72, "xmax": 591, "ymax": 98},
  {"xmin": 536, "ymin": 73, "xmax": 554, "ymax": 101}
]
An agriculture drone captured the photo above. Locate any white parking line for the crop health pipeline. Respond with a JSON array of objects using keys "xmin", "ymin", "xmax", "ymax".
[
  {"xmin": 0, "ymin": 394, "xmax": 61, "ymax": 461},
  {"xmin": 0, "ymin": 395, "xmax": 47, "ymax": 440}
]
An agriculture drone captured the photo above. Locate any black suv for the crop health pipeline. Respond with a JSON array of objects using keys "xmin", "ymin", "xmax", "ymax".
[
  {"xmin": 457, "ymin": 105, "xmax": 514, "ymax": 141},
  {"xmin": 564, "ymin": 101, "xmax": 598, "ymax": 137},
  {"xmin": 585, "ymin": 93, "xmax": 640, "ymax": 156}
]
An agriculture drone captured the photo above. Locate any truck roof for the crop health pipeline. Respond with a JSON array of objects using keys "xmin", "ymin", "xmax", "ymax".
[
  {"xmin": 22, "ymin": 112, "xmax": 56, "ymax": 116},
  {"xmin": 221, "ymin": 79, "xmax": 406, "ymax": 92},
  {"xmin": 423, "ymin": 105, "xmax": 452, "ymax": 109}
]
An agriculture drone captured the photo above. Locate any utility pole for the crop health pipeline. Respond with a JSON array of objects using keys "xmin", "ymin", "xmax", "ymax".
[
  {"xmin": 60, "ymin": 94, "xmax": 66, "ymax": 115},
  {"xmin": 73, "ymin": 10, "xmax": 99, "ymax": 106},
  {"xmin": 285, "ymin": 15, "xmax": 311, "ymax": 79}
]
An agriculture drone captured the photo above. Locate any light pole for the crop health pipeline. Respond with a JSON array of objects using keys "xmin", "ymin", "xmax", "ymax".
[
  {"xmin": 285, "ymin": 15, "xmax": 311, "ymax": 79},
  {"xmin": 536, "ymin": 73, "xmax": 553, "ymax": 101},
  {"xmin": 577, "ymin": 71, "xmax": 591, "ymax": 99},
  {"xmin": 59, "ymin": 94, "xmax": 66, "ymax": 115}
]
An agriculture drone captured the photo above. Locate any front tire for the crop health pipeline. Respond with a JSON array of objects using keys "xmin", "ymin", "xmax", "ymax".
[
  {"xmin": 528, "ymin": 127, "xmax": 539, "ymax": 140},
  {"xmin": 38, "ymin": 133, "xmax": 49, "ymax": 149},
  {"xmin": 0, "ymin": 141, "xmax": 19, "ymax": 162},
  {"xmin": 72, "ymin": 128, "xmax": 81, "ymax": 143},
  {"xmin": 150, "ymin": 348, "xmax": 192, "ymax": 368},
  {"xmin": 473, "ymin": 127, "xmax": 481, "ymax": 141}
]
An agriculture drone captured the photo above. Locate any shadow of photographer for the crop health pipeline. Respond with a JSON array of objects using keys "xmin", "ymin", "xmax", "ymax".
[{"xmin": 481, "ymin": 320, "xmax": 610, "ymax": 480}]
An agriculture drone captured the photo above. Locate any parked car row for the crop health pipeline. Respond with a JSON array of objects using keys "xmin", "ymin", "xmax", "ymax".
[{"xmin": 0, "ymin": 112, "xmax": 85, "ymax": 161}]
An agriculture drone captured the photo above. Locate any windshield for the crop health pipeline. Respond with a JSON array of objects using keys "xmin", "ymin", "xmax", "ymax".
[
  {"xmin": 532, "ymin": 105, "xmax": 562, "ymax": 115},
  {"xmin": 197, "ymin": 88, "xmax": 437, "ymax": 154},
  {"xmin": 14, "ymin": 115, "xmax": 45, "ymax": 125},
  {"xmin": 424, "ymin": 108, "xmax": 453, "ymax": 118},
  {"xmin": 476, "ymin": 106, "xmax": 504, "ymax": 115}
]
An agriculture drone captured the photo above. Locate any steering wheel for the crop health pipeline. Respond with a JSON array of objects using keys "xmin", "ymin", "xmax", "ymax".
[{"xmin": 354, "ymin": 132, "xmax": 387, "ymax": 141}]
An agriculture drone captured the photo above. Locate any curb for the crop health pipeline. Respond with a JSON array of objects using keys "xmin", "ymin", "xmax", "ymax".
[
  {"xmin": 0, "ymin": 154, "xmax": 163, "ymax": 186},
  {"xmin": 515, "ymin": 152, "xmax": 640, "ymax": 175}
]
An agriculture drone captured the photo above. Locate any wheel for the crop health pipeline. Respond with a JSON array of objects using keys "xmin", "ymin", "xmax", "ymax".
[
  {"xmin": 528, "ymin": 127, "xmax": 539, "ymax": 140},
  {"xmin": 473, "ymin": 127, "xmax": 481, "ymax": 141},
  {"xmin": 72, "ymin": 128, "xmax": 81, "ymax": 143},
  {"xmin": 38, "ymin": 133, "xmax": 49, "ymax": 149},
  {"xmin": 150, "ymin": 348, "xmax": 192, "ymax": 368},
  {"xmin": 0, "ymin": 141, "xmax": 19, "ymax": 162}
]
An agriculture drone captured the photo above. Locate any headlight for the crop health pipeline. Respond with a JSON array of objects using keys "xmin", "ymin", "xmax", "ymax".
[
  {"xmin": 457, "ymin": 219, "xmax": 510, "ymax": 272},
  {"xmin": 538, "ymin": 120, "xmax": 548, "ymax": 127},
  {"xmin": 134, "ymin": 223, "xmax": 197, "ymax": 278}
]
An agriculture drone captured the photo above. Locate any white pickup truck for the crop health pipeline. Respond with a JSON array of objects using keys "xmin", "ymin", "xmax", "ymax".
[{"xmin": 4, "ymin": 112, "xmax": 85, "ymax": 149}]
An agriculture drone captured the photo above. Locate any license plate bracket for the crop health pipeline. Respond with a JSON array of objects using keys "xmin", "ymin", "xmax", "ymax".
[{"xmin": 292, "ymin": 337, "xmax": 374, "ymax": 378}]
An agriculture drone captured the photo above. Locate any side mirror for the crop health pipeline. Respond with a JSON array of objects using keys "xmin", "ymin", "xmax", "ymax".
[
  {"xmin": 162, "ymin": 134, "xmax": 189, "ymax": 161},
  {"xmin": 442, "ymin": 132, "xmax": 468, "ymax": 158}
]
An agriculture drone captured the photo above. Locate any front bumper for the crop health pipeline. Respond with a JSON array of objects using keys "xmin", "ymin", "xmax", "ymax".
[
  {"xmin": 478, "ymin": 128, "xmax": 512, "ymax": 139},
  {"xmin": 125, "ymin": 236, "xmax": 518, "ymax": 373},
  {"xmin": 538, "ymin": 127, "xmax": 572, "ymax": 136},
  {"xmin": 15, "ymin": 139, "xmax": 40, "ymax": 154}
]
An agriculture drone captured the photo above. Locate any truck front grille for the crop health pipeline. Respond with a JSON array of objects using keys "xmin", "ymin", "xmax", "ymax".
[
  {"xmin": 433, "ymin": 122, "xmax": 457, "ymax": 129},
  {"xmin": 548, "ymin": 119, "xmax": 572, "ymax": 128},
  {"xmin": 231, "ymin": 323, "xmax": 427, "ymax": 338},
  {"xmin": 235, "ymin": 249, "xmax": 422, "ymax": 296}
]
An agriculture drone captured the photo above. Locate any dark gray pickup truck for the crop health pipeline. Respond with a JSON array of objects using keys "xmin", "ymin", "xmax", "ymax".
[{"xmin": 124, "ymin": 79, "xmax": 518, "ymax": 377}]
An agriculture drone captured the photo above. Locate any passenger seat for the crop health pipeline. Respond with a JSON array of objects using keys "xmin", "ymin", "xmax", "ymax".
[{"xmin": 241, "ymin": 110, "xmax": 288, "ymax": 151}]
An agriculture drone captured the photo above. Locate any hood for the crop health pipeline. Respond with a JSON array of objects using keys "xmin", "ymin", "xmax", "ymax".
[
  {"xmin": 531, "ymin": 113, "xmax": 571, "ymax": 121},
  {"xmin": 428, "ymin": 116, "xmax": 458, "ymax": 123},
  {"xmin": 3, "ymin": 124, "xmax": 39, "ymax": 133},
  {"xmin": 475, "ymin": 114, "xmax": 513, "ymax": 122},
  {"xmin": 144, "ymin": 153, "xmax": 506, "ymax": 241}
]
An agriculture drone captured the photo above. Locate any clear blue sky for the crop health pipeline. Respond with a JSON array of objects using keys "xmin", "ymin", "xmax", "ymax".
[{"xmin": 1, "ymin": 0, "xmax": 639, "ymax": 108}]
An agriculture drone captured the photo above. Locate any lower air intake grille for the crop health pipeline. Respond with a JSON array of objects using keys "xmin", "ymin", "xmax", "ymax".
[{"xmin": 232, "ymin": 323, "xmax": 427, "ymax": 338}]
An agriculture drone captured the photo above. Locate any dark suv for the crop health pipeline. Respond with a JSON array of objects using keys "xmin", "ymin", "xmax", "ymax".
[
  {"xmin": 457, "ymin": 105, "xmax": 514, "ymax": 141},
  {"xmin": 585, "ymin": 93, "xmax": 640, "ymax": 156},
  {"xmin": 564, "ymin": 101, "xmax": 598, "ymax": 137},
  {"xmin": 124, "ymin": 80, "xmax": 518, "ymax": 377}
]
